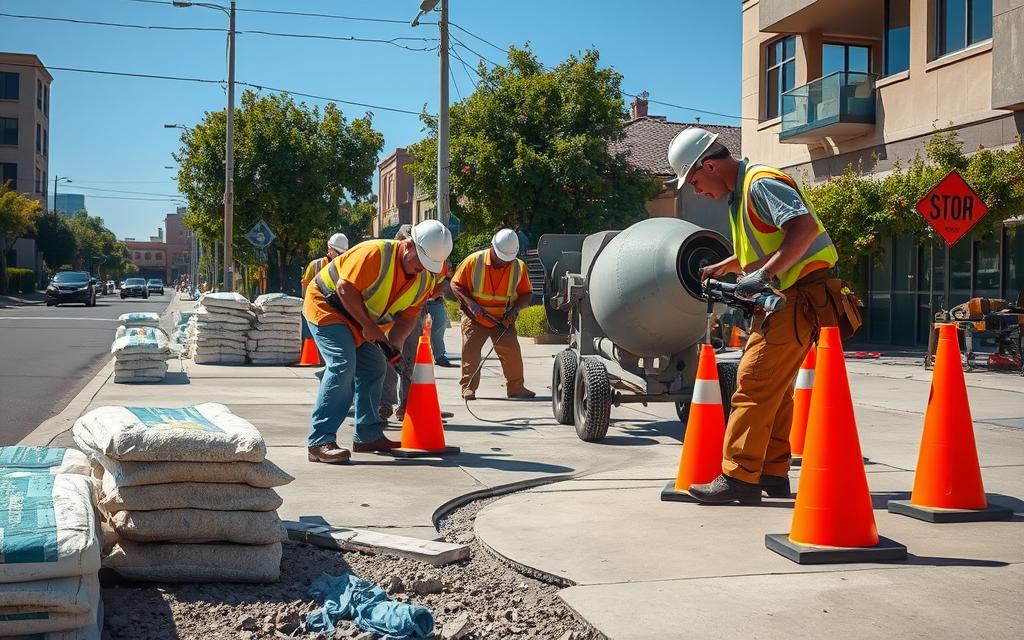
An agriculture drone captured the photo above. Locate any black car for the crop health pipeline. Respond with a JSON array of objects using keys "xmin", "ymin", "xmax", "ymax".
[
  {"xmin": 120, "ymin": 277, "xmax": 150, "ymax": 299},
  {"xmin": 46, "ymin": 271, "xmax": 97, "ymax": 307},
  {"xmin": 147, "ymin": 278, "xmax": 165, "ymax": 295}
]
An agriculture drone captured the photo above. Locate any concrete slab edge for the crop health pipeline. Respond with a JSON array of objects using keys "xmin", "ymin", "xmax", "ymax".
[
  {"xmin": 430, "ymin": 473, "xmax": 576, "ymax": 528},
  {"xmin": 283, "ymin": 521, "xmax": 470, "ymax": 567},
  {"xmin": 19, "ymin": 358, "xmax": 114, "ymax": 447},
  {"xmin": 555, "ymin": 592, "xmax": 611, "ymax": 640}
]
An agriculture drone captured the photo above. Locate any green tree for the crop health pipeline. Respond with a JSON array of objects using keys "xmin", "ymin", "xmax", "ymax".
[
  {"xmin": 306, "ymin": 197, "xmax": 376, "ymax": 259},
  {"xmin": 65, "ymin": 210, "xmax": 131, "ymax": 279},
  {"xmin": 32, "ymin": 210, "xmax": 77, "ymax": 270},
  {"xmin": 407, "ymin": 46, "xmax": 660, "ymax": 241},
  {"xmin": 805, "ymin": 131, "xmax": 1024, "ymax": 284},
  {"xmin": 0, "ymin": 183, "xmax": 41, "ymax": 293},
  {"xmin": 174, "ymin": 91, "xmax": 385, "ymax": 287}
]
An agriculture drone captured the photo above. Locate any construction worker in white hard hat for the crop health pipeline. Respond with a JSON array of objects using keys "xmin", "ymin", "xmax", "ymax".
[
  {"xmin": 303, "ymin": 220, "xmax": 452, "ymax": 464},
  {"xmin": 301, "ymin": 233, "xmax": 349, "ymax": 297},
  {"xmin": 451, "ymin": 228, "xmax": 535, "ymax": 401},
  {"xmin": 665, "ymin": 127, "xmax": 859, "ymax": 505}
]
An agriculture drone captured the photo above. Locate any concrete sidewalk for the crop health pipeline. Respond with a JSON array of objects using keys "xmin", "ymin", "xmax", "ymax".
[{"xmin": 21, "ymin": 293, "xmax": 1024, "ymax": 638}]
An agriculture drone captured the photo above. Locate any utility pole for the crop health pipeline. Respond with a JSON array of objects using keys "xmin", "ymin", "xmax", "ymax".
[
  {"xmin": 224, "ymin": 0, "xmax": 236, "ymax": 290},
  {"xmin": 411, "ymin": 0, "xmax": 450, "ymax": 225}
]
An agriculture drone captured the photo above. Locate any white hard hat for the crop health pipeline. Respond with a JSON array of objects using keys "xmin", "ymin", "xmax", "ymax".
[
  {"xmin": 667, "ymin": 127, "xmax": 719, "ymax": 190},
  {"xmin": 491, "ymin": 228, "xmax": 519, "ymax": 262},
  {"xmin": 410, "ymin": 219, "xmax": 453, "ymax": 274},
  {"xmin": 328, "ymin": 232, "xmax": 349, "ymax": 253}
]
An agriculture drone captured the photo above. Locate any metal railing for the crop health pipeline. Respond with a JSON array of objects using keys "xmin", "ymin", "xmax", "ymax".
[{"xmin": 781, "ymin": 71, "xmax": 877, "ymax": 139}]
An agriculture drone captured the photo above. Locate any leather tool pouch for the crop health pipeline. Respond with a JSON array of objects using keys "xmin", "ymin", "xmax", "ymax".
[{"xmin": 826, "ymin": 279, "xmax": 864, "ymax": 340}]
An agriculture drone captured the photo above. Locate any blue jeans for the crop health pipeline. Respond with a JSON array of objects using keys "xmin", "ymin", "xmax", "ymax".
[
  {"xmin": 307, "ymin": 321, "xmax": 388, "ymax": 447},
  {"xmin": 425, "ymin": 299, "xmax": 449, "ymax": 361}
]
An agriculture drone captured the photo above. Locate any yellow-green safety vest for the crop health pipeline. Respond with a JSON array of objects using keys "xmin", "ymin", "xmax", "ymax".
[
  {"xmin": 468, "ymin": 249, "xmax": 523, "ymax": 318},
  {"xmin": 731, "ymin": 164, "xmax": 838, "ymax": 290},
  {"xmin": 314, "ymin": 240, "xmax": 438, "ymax": 331}
]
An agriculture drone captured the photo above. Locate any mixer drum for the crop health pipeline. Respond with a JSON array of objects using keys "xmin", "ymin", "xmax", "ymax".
[{"xmin": 587, "ymin": 217, "xmax": 730, "ymax": 357}]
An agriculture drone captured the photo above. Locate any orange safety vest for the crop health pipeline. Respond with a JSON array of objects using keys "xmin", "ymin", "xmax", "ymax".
[{"xmin": 463, "ymin": 249, "xmax": 524, "ymax": 325}]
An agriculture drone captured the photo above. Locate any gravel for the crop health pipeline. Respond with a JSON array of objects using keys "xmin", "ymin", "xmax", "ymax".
[{"xmin": 100, "ymin": 495, "xmax": 602, "ymax": 640}]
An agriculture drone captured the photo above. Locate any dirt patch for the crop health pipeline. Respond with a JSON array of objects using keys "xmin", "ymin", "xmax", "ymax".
[{"xmin": 101, "ymin": 495, "xmax": 600, "ymax": 640}]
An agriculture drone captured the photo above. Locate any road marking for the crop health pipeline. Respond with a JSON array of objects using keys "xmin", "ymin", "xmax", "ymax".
[{"xmin": 0, "ymin": 316, "xmax": 121, "ymax": 321}]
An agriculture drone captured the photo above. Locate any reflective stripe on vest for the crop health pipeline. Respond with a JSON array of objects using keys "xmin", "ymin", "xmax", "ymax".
[
  {"xmin": 730, "ymin": 164, "xmax": 838, "ymax": 290},
  {"xmin": 468, "ymin": 250, "xmax": 522, "ymax": 313},
  {"xmin": 313, "ymin": 240, "xmax": 436, "ymax": 328}
]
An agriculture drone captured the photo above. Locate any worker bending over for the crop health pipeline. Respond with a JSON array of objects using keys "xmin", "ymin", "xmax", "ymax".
[
  {"xmin": 666, "ymin": 127, "xmax": 859, "ymax": 504},
  {"xmin": 451, "ymin": 229, "xmax": 535, "ymax": 401},
  {"xmin": 303, "ymin": 220, "xmax": 452, "ymax": 464}
]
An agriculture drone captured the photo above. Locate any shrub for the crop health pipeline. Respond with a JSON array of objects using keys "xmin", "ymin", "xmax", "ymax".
[
  {"xmin": 444, "ymin": 298, "xmax": 461, "ymax": 322},
  {"xmin": 515, "ymin": 305, "xmax": 546, "ymax": 338},
  {"xmin": 5, "ymin": 268, "xmax": 36, "ymax": 293}
]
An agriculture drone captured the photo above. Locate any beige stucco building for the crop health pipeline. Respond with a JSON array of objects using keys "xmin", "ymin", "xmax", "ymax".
[
  {"xmin": 742, "ymin": 0, "xmax": 1023, "ymax": 345},
  {"xmin": 0, "ymin": 52, "xmax": 51, "ymax": 204}
]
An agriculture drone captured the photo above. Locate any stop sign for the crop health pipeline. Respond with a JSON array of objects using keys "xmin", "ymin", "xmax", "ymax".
[{"xmin": 915, "ymin": 169, "xmax": 989, "ymax": 247}]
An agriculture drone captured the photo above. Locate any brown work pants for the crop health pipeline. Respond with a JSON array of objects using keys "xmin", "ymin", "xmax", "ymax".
[
  {"xmin": 459, "ymin": 316, "xmax": 526, "ymax": 394},
  {"xmin": 723, "ymin": 270, "xmax": 837, "ymax": 484}
]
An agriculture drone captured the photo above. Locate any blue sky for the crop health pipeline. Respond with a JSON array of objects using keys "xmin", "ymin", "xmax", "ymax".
[{"xmin": 2, "ymin": 0, "xmax": 741, "ymax": 240}]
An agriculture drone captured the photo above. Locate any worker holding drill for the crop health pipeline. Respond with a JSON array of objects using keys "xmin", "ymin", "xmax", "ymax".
[
  {"xmin": 667, "ymin": 127, "xmax": 859, "ymax": 504},
  {"xmin": 303, "ymin": 220, "xmax": 453, "ymax": 464},
  {"xmin": 451, "ymin": 229, "xmax": 535, "ymax": 401}
]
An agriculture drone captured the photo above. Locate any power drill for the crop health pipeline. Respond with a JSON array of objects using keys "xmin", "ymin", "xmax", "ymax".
[{"xmin": 701, "ymin": 279, "xmax": 786, "ymax": 345}]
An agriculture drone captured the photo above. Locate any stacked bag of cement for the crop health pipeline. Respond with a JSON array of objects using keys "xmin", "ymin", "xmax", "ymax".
[
  {"xmin": 0, "ymin": 446, "xmax": 103, "ymax": 639},
  {"xmin": 246, "ymin": 293, "xmax": 304, "ymax": 365},
  {"xmin": 118, "ymin": 311, "xmax": 161, "ymax": 330},
  {"xmin": 72, "ymin": 403, "xmax": 292, "ymax": 583},
  {"xmin": 111, "ymin": 327, "xmax": 171, "ymax": 383},
  {"xmin": 191, "ymin": 292, "xmax": 254, "ymax": 365}
]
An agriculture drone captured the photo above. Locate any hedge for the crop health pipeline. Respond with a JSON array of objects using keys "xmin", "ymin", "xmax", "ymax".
[
  {"xmin": 5, "ymin": 268, "xmax": 36, "ymax": 294},
  {"xmin": 441, "ymin": 300, "xmax": 547, "ymax": 338}
]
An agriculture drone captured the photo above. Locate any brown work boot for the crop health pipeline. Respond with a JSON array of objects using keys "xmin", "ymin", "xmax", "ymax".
[
  {"xmin": 507, "ymin": 387, "xmax": 536, "ymax": 399},
  {"xmin": 461, "ymin": 388, "xmax": 476, "ymax": 401},
  {"xmin": 353, "ymin": 436, "xmax": 402, "ymax": 453},
  {"xmin": 688, "ymin": 473, "xmax": 761, "ymax": 505},
  {"xmin": 307, "ymin": 442, "xmax": 351, "ymax": 464}
]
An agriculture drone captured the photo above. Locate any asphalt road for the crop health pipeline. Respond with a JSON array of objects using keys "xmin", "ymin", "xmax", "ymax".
[{"xmin": 0, "ymin": 292, "xmax": 171, "ymax": 445}]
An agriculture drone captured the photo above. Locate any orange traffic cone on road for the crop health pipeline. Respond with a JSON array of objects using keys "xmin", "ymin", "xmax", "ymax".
[
  {"xmin": 296, "ymin": 337, "xmax": 323, "ymax": 367},
  {"xmin": 662, "ymin": 344, "xmax": 726, "ymax": 502},
  {"xmin": 766, "ymin": 327, "xmax": 907, "ymax": 563},
  {"xmin": 729, "ymin": 325, "xmax": 744, "ymax": 348},
  {"xmin": 789, "ymin": 344, "xmax": 816, "ymax": 465},
  {"xmin": 393, "ymin": 333, "xmax": 459, "ymax": 458},
  {"xmin": 888, "ymin": 324, "xmax": 1012, "ymax": 522}
]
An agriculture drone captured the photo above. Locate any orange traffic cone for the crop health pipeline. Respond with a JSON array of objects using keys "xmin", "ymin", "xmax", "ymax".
[
  {"xmin": 766, "ymin": 326, "xmax": 907, "ymax": 564},
  {"xmin": 296, "ymin": 337, "xmax": 323, "ymax": 367},
  {"xmin": 662, "ymin": 344, "xmax": 727, "ymax": 502},
  {"xmin": 888, "ymin": 324, "xmax": 1011, "ymax": 522},
  {"xmin": 392, "ymin": 333, "xmax": 459, "ymax": 458},
  {"xmin": 729, "ymin": 325, "xmax": 744, "ymax": 348},
  {"xmin": 789, "ymin": 344, "xmax": 816, "ymax": 466}
]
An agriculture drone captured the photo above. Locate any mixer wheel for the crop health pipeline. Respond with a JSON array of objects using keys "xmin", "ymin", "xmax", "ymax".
[
  {"xmin": 574, "ymin": 358, "xmax": 611, "ymax": 442},
  {"xmin": 552, "ymin": 349, "xmax": 578, "ymax": 425}
]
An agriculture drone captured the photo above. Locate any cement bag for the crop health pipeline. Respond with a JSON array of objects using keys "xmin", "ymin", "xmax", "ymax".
[
  {"xmin": 253, "ymin": 293, "xmax": 303, "ymax": 311},
  {"xmin": 193, "ymin": 352, "xmax": 247, "ymax": 365},
  {"xmin": 200, "ymin": 292, "xmax": 251, "ymax": 312},
  {"xmin": 93, "ymin": 456, "xmax": 293, "ymax": 488},
  {"xmin": 117, "ymin": 312, "xmax": 160, "ymax": 328},
  {"xmin": 114, "ymin": 360, "xmax": 167, "ymax": 373},
  {"xmin": 103, "ymin": 540, "xmax": 282, "ymax": 583},
  {"xmin": 108, "ymin": 509, "xmax": 286, "ymax": 544},
  {"xmin": 195, "ymin": 307, "xmax": 255, "ymax": 325},
  {"xmin": 99, "ymin": 476, "xmax": 283, "ymax": 513},
  {"xmin": 0, "ymin": 574, "xmax": 99, "ymax": 636},
  {"xmin": 0, "ymin": 447, "xmax": 90, "ymax": 477},
  {"xmin": 111, "ymin": 330, "xmax": 169, "ymax": 357},
  {"xmin": 72, "ymin": 403, "xmax": 266, "ymax": 463},
  {"xmin": 255, "ymin": 311, "xmax": 300, "ymax": 323},
  {"xmin": 0, "ymin": 474, "xmax": 101, "ymax": 583}
]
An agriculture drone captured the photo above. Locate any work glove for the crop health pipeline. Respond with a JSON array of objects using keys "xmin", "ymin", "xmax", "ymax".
[
  {"xmin": 502, "ymin": 307, "xmax": 520, "ymax": 327},
  {"xmin": 466, "ymin": 300, "xmax": 483, "ymax": 319},
  {"xmin": 734, "ymin": 268, "xmax": 776, "ymax": 300}
]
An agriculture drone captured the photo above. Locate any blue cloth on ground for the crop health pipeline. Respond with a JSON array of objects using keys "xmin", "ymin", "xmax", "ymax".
[{"xmin": 305, "ymin": 572, "xmax": 434, "ymax": 639}]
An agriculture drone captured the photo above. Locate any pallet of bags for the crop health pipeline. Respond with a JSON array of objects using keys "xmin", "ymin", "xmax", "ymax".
[
  {"xmin": 111, "ymin": 327, "xmax": 170, "ymax": 384},
  {"xmin": 191, "ymin": 293, "xmax": 253, "ymax": 365},
  {"xmin": 247, "ymin": 293, "xmax": 303, "ymax": 365},
  {"xmin": 72, "ymin": 404, "xmax": 291, "ymax": 583},
  {"xmin": 117, "ymin": 312, "xmax": 161, "ymax": 330},
  {"xmin": 0, "ymin": 447, "xmax": 103, "ymax": 639}
]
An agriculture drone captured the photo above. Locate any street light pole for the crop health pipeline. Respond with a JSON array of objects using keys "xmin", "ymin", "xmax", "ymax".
[{"xmin": 53, "ymin": 175, "xmax": 71, "ymax": 213}]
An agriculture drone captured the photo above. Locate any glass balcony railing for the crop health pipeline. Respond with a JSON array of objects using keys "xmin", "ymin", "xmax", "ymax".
[{"xmin": 780, "ymin": 71, "xmax": 877, "ymax": 142}]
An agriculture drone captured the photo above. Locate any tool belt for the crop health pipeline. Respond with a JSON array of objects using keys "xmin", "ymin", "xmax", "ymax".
[{"xmin": 777, "ymin": 269, "xmax": 864, "ymax": 344}]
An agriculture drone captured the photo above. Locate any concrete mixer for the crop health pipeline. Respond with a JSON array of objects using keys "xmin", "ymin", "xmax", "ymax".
[{"xmin": 538, "ymin": 217, "xmax": 741, "ymax": 442}]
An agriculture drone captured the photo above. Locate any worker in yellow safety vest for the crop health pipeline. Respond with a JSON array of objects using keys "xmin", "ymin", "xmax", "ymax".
[
  {"xmin": 301, "ymin": 233, "xmax": 350, "ymax": 296},
  {"xmin": 302, "ymin": 220, "xmax": 452, "ymax": 464},
  {"xmin": 665, "ymin": 127, "xmax": 859, "ymax": 505},
  {"xmin": 451, "ymin": 228, "xmax": 535, "ymax": 401}
]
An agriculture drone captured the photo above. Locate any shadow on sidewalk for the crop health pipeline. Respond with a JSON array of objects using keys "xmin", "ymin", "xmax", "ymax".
[
  {"xmin": 903, "ymin": 555, "xmax": 1009, "ymax": 568},
  {"xmin": 354, "ymin": 451, "xmax": 574, "ymax": 475}
]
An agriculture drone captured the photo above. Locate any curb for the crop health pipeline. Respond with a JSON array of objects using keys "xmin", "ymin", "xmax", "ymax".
[{"xmin": 19, "ymin": 358, "xmax": 114, "ymax": 446}]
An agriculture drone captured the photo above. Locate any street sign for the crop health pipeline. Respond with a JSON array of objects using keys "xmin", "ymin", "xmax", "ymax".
[
  {"xmin": 915, "ymin": 169, "xmax": 989, "ymax": 247},
  {"xmin": 447, "ymin": 213, "xmax": 461, "ymax": 240},
  {"xmin": 245, "ymin": 220, "xmax": 276, "ymax": 249}
]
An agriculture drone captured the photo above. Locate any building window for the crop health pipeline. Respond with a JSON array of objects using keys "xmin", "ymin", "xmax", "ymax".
[
  {"xmin": 134, "ymin": 252, "xmax": 142, "ymax": 260},
  {"xmin": 42, "ymin": 171, "xmax": 46, "ymax": 196},
  {"xmin": 155, "ymin": 252, "xmax": 163, "ymax": 260},
  {"xmin": 43, "ymin": 85, "xmax": 49, "ymax": 115},
  {"xmin": 36, "ymin": 123, "xmax": 41, "ymax": 152},
  {"xmin": 36, "ymin": 79, "xmax": 42, "ymax": 110},
  {"xmin": 144, "ymin": 252, "xmax": 152, "ymax": 260},
  {"xmin": 765, "ymin": 35, "xmax": 796, "ymax": 120},
  {"xmin": 0, "ymin": 72, "xmax": 18, "ymax": 100},
  {"xmin": 937, "ymin": 0, "xmax": 992, "ymax": 57},
  {"xmin": 43, "ymin": 128, "xmax": 47, "ymax": 156},
  {"xmin": 34, "ymin": 167, "xmax": 40, "ymax": 194},
  {"xmin": 823, "ymin": 42, "xmax": 871, "ymax": 76},
  {"xmin": 0, "ymin": 118, "xmax": 17, "ymax": 145},
  {"xmin": 0, "ymin": 163, "xmax": 16, "ymax": 188},
  {"xmin": 884, "ymin": 0, "xmax": 911, "ymax": 75}
]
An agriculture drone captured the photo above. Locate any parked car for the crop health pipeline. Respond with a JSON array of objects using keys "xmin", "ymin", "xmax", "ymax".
[
  {"xmin": 106, "ymin": 280, "xmax": 116, "ymax": 294},
  {"xmin": 120, "ymin": 277, "xmax": 150, "ymax": 299},
  {"xmin": 147, "ymin": 279, "xmax": 165, "ymax": 295},
  {"xmin": 46, "ymin": 271, "xmax": 97, "ymax": 307}
]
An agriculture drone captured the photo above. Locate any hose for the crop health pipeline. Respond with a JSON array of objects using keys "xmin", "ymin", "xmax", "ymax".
[{"xmin": 460, "ymin": 318, "xmax": 535, "ymax": 426}]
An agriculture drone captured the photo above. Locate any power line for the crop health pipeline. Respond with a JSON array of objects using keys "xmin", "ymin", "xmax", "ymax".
[
  {"xmin": 448, "ymin": 21, "xmax": 509, "ymax": 56},
  {"xmin": 234, "ymin": 81, "xmax": 425, "ymax": 116},
  {"xmin": 449, "ymin": 63, "xmax": 462, "ymax": 102},
  {"xmin": 74, "ymin": 194, "xmax": 182, "ymax": 202},
  {"xmin": 121, "ymin": 0, "xmax": 421, "ymax": 25},
  {"xmin": 68, "ymin": 184, "xmax": 184, "ymax": 197},
  {"xmin": 450, "ymin": 45, "xmax": 480, "ymax": 89}
]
